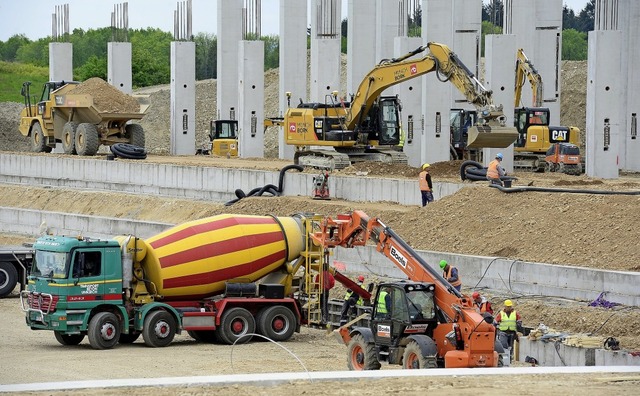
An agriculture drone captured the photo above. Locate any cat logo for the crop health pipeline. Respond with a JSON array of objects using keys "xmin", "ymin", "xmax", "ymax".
[{"xmin": 551, "ymin": 129, "xmax": 568, "ymax": 141}]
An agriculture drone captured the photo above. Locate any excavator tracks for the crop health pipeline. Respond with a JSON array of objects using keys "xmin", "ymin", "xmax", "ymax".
[{"xmin": 294, "ymin": 149, "xmax": 408, "ymax": 170}]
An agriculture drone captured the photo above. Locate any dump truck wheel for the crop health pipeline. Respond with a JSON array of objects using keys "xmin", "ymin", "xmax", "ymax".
[
  {"xmin": 75, "ymin": 123, "xmax": 100, "ymax": 156},
  {"xmin": 402, "ymin": 340, "xmax": 437, "ymax": 369},
  {"xmin": 347, "ymin": 334, "xmax": 380, "ymax": 370},
  {"xmin": 125, "ymin": 123, "xmax": 145, "ymax": 148},
  {"xmin": 142, "ymin": 310, "xmax": 176, "ymax": 348},
  {"xmin": 88, "ymin": 312, "xmax": 121, "ymax": 350},
  {"xmin": 118, "ymin": 332, "xmax": 140, "ymax": 344},
  {"xmin": 54, "ymin": 331, "xmax": 84, "ymax": 346},
  {"xmin": 30, "ymin": 122, "xmax": 51, "ymax": 153},
  {"xmin": 0, "ymin": 261, "xmax": 18, "ymax": 297},
  {"xmin": 62, "ymin": 122, "xmax": 78, "ymax": 155},
  {"xmin": 218, "ymin": 307, "xmax": 255, "ymax": 345},
  {"xmin": 256, "ymin": 306, "xmax": 296, "ymax": 342}
]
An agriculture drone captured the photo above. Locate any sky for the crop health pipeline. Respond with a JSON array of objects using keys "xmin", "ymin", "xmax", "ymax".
[{"xmin": 0, "ymin": 0, "xmax": 590, "ymax": 42}]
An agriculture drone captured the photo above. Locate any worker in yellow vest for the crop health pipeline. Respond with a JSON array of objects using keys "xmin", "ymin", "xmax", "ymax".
[
  {"xmin": 339, "ymin": 275, "xmax": 366, "ymax": 326},
  {"xmin": 495, "ymin": 299, "xmax": 522, "ymax": 358},
  {"xmin": 376, "ymin": 286, "xmax": 392, "ymax": 319}
]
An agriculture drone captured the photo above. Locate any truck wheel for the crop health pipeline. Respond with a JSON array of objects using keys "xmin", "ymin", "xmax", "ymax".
[
  {"xmin": 402, "ymin": 340, "xmax": 437, "ymax": 369},
  {"xmin": 61, "ymin": 122, "xmax": 78, "ymax": 154},
  {"xmin": 125, "ymin": 124, "xmax": 145, "ymax": 148},
  {"xmin": 142, "ymin": 310, "xmax": 176, "ymax": 347},
  {"xmin": 30, "ymin": 122, "xmax": 52, "ymax": 153},
  {"xmin": 118, "ymin": 332, "xmax": 140, "ymax": 344},
  {"xmin": 75, "ymin": 123, "xmax": 100, "ymax": 156},
  {"xmin": 256, "ymin": 306, "xmax": 296, "ymax": 342},
  {"xmin": 54, "ymin": 331, "xmax": 84, "ymax": 346},
  {"xmin": 88, "ymin": 312, "xmax": 121, "ymax": 350},
  {"xmin": 218, "ymin": 307, "xmax": 255, "ymax": 345},
  {"xmin": 347, "ymin": 334, "xmax": 381, "ymax": 370},
  {"xmin": 0, "ymin": 261, "xmax": 18, "ymax": 298}
]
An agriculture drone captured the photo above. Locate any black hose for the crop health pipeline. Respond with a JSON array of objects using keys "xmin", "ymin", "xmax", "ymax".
[
  {"xmin": 460, "ymin": 160, "xmax": 516, "ymax": 183},
  {"xmin": 489, "ymin": 184, "xmax": 640, "ymax": 195},
  {"xmin": 225, "ymin": 165, "xmax": 304, "ymax": 206}
]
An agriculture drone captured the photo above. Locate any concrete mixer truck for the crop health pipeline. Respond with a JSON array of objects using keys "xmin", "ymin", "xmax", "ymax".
[{"xmin": 20, "ymin": 213, "xmax": 349, "ymax": 350}]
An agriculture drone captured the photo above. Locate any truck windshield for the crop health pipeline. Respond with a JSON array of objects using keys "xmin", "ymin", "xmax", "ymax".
[
  {"xmin": 31, "ymin": 251, "xmax": 69, "ymax": 279},
  {"xmin": 406, "ymin": 289, "xmax": 435, "ymax": 320}
]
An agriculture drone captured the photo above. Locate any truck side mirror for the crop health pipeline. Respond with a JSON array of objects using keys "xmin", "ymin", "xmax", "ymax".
[{"xmin": 367, "ymin": 282, "xmax": 374, "ymax": 293}]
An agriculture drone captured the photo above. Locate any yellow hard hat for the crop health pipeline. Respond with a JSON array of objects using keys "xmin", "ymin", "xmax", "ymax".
[
  {"xmin": 422, "ymin": 163, "xmax": 430, "ymax": 170},
  {"xmin": 504, "ymin": 299, "xmax": 513, "ymax": 307}
]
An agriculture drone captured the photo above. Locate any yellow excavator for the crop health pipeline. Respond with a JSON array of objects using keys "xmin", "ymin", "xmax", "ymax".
[
  {"xmin": 513, "ymin": 48, "xmax": 581, "ymax": 172},
  {"xmin": 284, "ymin": 42, "xmax": 519, "ymax": 169}
]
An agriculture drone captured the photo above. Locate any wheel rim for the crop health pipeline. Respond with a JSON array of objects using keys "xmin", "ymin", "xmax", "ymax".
[
  {"xmin": 406, "ymin": 352, "xmax": 420, "ymax": 369},
  {"xmin": 350, "ymin": 345, "xmax": 364, "ymax": 369},
  {"xmin": 65, "ymin": 133, "xmax": 72, "ymax": 146},
  {"xmin": 77, "ymin": 132, "xmax": 85, "ymax": 150},
  {"xmin": 231, "ymin": 318, "xmax": 247, "ymax": 335},
  {"xmin": 271, "ymin": 315, "xmax": 288, "ymax": 334},
  {"xmin": 154, "ymin": 320, "xmax": 170, "ymax": 339},
  {"xmin": 0, "ymin": 270, "xmax": 8, "ymax": 289},
  {"xmin": 101, "ymin": 322, "xmax": 117, "ymax": 341}
]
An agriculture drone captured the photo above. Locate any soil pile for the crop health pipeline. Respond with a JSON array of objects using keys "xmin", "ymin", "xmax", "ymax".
[
  {"xmin": 0, "ymin": 101, "xmax": 30, "ymax": 152},
  {"xmin": 66, "ymin": 77, "xmax": 140, "ymax": 113}
]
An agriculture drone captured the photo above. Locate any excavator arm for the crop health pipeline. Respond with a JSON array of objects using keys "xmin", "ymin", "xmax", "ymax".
[{"xmin": 515, "ymin": 48, "xmax": 544, "ymax": 108}]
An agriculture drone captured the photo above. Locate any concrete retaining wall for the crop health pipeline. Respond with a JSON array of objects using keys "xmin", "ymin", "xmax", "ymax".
[{"xmin": 519, "ymin": 337, "xmax": 640, "ymax": 366}]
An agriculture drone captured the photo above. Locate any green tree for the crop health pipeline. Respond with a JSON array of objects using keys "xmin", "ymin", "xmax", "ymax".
[
  {"xmin": 0, "ymin": 34, "xmax": 30, "ymax": 62},
  {"xmin": 562, "ymin": 29, "xmax": 588, "ymax": 60},
  {"xmin": 15, "ymin": 38, "xmax": 49, "ymax": 67},
  {"xmin": 194, "ymin": 33, "xmax": 216, "ymax": 80},
  {"xmin": 74, "ymin": 55, "xmax": 107, "ymax": 81},
  {"xmin": 480, "ymin": 21, "xmax": 502, "ymax": 56},
  {"xmin": 262, "ymin": 35, "xmax": 279, "ymax": 70},
  {"xmin": 130, "ymin": 28, "xmax": 172, "ymax": 87}
]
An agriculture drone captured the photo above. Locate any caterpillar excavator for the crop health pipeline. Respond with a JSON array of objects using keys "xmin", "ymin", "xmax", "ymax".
[
  {"xmin": 285, "ymin": 42, "xmax": 518, "ymax": 170},
  {"xmin": 310, "ymin": 210, "xmax": 500, "ymax": 369},
  {"xmin": 513, "ymin": 48, "xmax": 581, "ymax": 172}
]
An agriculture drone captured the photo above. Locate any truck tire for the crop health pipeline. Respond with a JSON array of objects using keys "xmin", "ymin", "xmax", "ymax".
[
  {"xmin": 61, "ymin": 122, "xmax": 78, "ymax": 155},
  {"xmin": 142, "ymin": 310, "xmax": 176, "ymax": 347},
  {"xmin": 347, "ymin": 334, "xmax": 381, "ymax": 370},
  {"xmin": 0, "ymin": 261, "xmax": 18, "ymax": 298},
  {"xmin": 88, "ymin": 312, "xmax": 121, "ymax": 350},
  {"xmin": 30, "ymin": 122, "xmax": 52, "ymax": 153},
  {"xmin": 118, "ymin": 332, "xmax": 140, "ymax": 344},
  {"xmin": 218, "ymin": 307, "xmax": 255, "ymax": 345},
  {"xmin": 75, "ymin": 123, "xmax": 100, "ymax": 156},
  {"xmin": 402, "ymin": 340, "xmax": 437, "ymax": 369},
  {"xmin": 256, "ymin": 306, "xmax": 296, "ymax": 342},
  {"xmin": 125, "ymin": 124, "xmax": 145, "ymax": 148},
  {"xmin": 54, "ymin": 331, "xmax": 84, "ymax": 346}
]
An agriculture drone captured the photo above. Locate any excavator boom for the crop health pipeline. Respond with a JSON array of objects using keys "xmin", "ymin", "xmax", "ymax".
[{"xmin": 515, "ymin": 48, "xmax": 544, "ymax": 108}]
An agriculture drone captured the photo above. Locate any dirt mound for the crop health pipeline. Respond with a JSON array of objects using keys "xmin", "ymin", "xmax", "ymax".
[
  {"xmin": 67, "ymin": 77, "xmax": 140, "ymax": 113},
  {"xmin": 0, "ymin": 102, "xmax": 30, "ymax": 152}
]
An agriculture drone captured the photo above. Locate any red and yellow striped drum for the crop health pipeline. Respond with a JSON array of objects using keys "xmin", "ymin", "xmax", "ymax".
[{"xmin": 139, "ymin": 214, "xmax": 304, "ymax": 300}]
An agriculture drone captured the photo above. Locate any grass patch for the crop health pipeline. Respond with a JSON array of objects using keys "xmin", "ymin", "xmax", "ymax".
[{"xmin": 0, "ymin": 61, "xmax": 48, "ymax": 103}]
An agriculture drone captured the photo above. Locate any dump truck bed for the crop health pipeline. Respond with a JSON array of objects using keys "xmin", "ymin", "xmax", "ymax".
[{"xmin": 51, "ymin": 93, "xmax": 144, "ymax": 124}]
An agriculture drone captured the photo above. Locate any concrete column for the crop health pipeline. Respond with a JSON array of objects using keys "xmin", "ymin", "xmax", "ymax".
[
  {"xmin": 310, "ymin": 0, "xmax": 342, "ymax": 102},
  {"xmin": 452, "ymin": 0, "xmax": 482, "ymax": 106},
  {"xmin": 170, "ymin": 41, "xmax": 196, "ymax": 155},
  {"xmin": 393, "ymin": 37, "xmax": 423, "ymax": 168},
  {"xmin": 278, "ymin": 0, "xmax": 307, "ymax": 160},
  {"xmin": 484, "ymin": 34, "xmax": 516, "ymax": 172},
  {"xmin": 238, "ymin": 40, "xmax": 265, "ymax": 159},
  {"xmin": 48, "ymin": 42, "xmax": 73, "ymax": 81},
  {"xmin": 586, "ymin": 30, "xmax": 622, "ymax": 179},
  {"xmin": 107, "ymin": 42, "xmax": 132, "ymax": 94},
  {"xmin": 347, "ymin": 0, "xmax": 376, "ymax": 95},
  {"xmin": 375, "ymin": 0, "xmax": 405, "ymax": 61},
  {"xmin": 619, "ymin": 0, "xmax": 640, "ymax": 171},
  {"xmin": 217, "ymin": 0, "xmax": 243, "ymax": 119}
]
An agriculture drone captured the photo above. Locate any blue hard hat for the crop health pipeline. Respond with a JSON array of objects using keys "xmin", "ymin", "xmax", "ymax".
[{"xmin": 496, "ymin": 153, "xmax": 503, "ymax": 160}]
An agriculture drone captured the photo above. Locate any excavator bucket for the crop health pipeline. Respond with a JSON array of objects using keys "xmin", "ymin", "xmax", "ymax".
[{"xmin": 466, "ymin": 125, "xmax": 518, "ymax": 149}]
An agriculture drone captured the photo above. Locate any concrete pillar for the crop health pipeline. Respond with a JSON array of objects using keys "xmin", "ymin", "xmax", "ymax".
[
  {"xmin": 217, "ymin": 0, "xmax": 243, "ymax": 120},
  {"xmin": 238, "ymin": 40, "xmax": 265, "ymax": 158},
  {"xmin": 618, "ymin": 0, "xmax": 640, "ymax": 171},
  {"xmin": 484, "ymin": 34, "xmax": 516, "ymax": 173},
  {"xmin": 170, "ymin": 41, "xmax": 196, "ymax": 155},
  {"xmin": 586, "ymin": 30, "xmax": 622, "ymax": 179},
  {"xmin": 278, "ymin": 0, "xmax": 307, "ymax": 160},
  {"xmin": 452, "ymin": 0, "xmax": 482, "ymax": 106},
  {"xmin": 393, "ymin": 37, "xmax": 424, "ymax": 168},
  {"xmin": 310, "ymin": 0, "xmax": 342, "ymax": 102},
  {"xmin": 107, "ymin": 42, "xmax": 132, "ymax": 94},
  {"xmin": 48, "ymin": 42, "xmax": 73, "ymax": 81},
  {"xmin": 376, "ymin": 0, "xmax": 405, "ymax": 61},
  {"xmin": 347, "ymin": 0, "xmax": 376, "ymax": 95}
]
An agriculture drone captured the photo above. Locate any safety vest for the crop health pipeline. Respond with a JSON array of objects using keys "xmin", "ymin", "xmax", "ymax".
[
  {"xmin": 344, "ymin": 285, "xmax": 364, "ymax": 305},
  {"xmin": 487, "ymin": 159, "xmax": 500, "ymax": 179},
  {"xmin": 444, "ymin": 266, "xmax": 461, "ymax": 288},
  {"xmin": 476, "ymin": 300, "xmax": 490, "ymax": 313},
  {"xmin": 498, "ymin": 310, "xmax": 518, "ymax": 331},
  {"xmin": 377, "ymin": 291, "xmax": 388, "ymax": 314},
  {"xmin": 419, "ymin": 171, "xmax": 431, "ymax": 191}
]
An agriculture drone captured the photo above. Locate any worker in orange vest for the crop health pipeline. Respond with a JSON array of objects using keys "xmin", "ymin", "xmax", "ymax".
[
  {"xmin": 472, "ymin": 291, "xmax": 493, "ymax": 315},
  {"xmin": 486, "ymin": 153, "xmax": 505, "ymax": 186},
  {"xmin": 439, "ymin": 260, "xmax": 461, "ymax": 291},
  {"xmin": 418, "ymin": 163, "xmax": 433, "ymax": 206}
]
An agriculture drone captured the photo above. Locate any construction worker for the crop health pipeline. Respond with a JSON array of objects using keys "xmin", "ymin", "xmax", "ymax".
[
  {"xmin": 376, "ymin": 286, "xmax": 392, "ymax": 319},
  {"xmin": 439, "ymin": 260, "xmax": 461, "ymax": 292},
  {"xmin": 495, "ymin": 299, "xmax": 522, "ymax": 357},
  {"xmin": 486, "ymin": 153, "xmax": 506, "ymax": 186},
  {"xmin": 339, "ymin": 275, "xmax": 366, "ymax": 326},
  {"xmin": 314, "ymin": 265, "xmax": 335, "ymax": 324},
  {"xmin": 472, "ymin": 291, "xmax": 493, "ymax": 315},
  {"xmin": 418, "ymin": 163, "xmax": 433, "ymax": 207}
]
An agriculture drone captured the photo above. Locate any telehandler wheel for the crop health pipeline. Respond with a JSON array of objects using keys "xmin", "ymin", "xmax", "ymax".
[
  {"xmin": 142, "ymin": 310, "xmax": 176, "ymax": 347},
  {"xmin": 54, "ymin": 331, "xmax": 85, "ymax": 346},
  {"xmin": 347, "ymin": 334, "xmax": 381, "ymax": 370},
  {"xmin": 30, "ymin": 122, "xmax": 52, "ymax": 153},
  {"xmin": 88, "ymin": 312, "xmax": 121, "ymax": 350},
  {"xmin": 402, "ymin": 340, "xmax": 437, "ymax": 369},
  {"xmin": 256, "ymin": 306, "xmax": 296, "ymax": 342},
  {"xmin": 62, "ymin": 121, "xmax": 78, "ymax": 154},
  {"xmin": 125, "ymin": 123, "xmax": 145, "ymax": 148},
  {"xmin": 75, "ymin": 123, "xmax": 100, "ymax": 156},
  {"xmin": 118, "ymin": 332, "xmax": 141, "ymax": 344},
  {"xmin": 218, "ymin": 307, "xmax": 256, "ymax": 345}
]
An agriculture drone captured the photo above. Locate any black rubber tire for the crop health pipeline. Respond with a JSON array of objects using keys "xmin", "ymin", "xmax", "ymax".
[
  {"xmin": 54, "ymin": 332, "xmax": 85, "ymax": 346},
  {"xmin": 75, "ymin": 123, "xmax": 100, "ymax": 156},
  {"xmin": 347, "ymin": 334, "xmax": 381, "ymax": 370},
  {"xmin": 218, "ymin": 307, "xmax": 255, "ymax": 345},
  {"xmin": 188, "ymin": 330, "xmax": 218, "ymax": 343},
  {"xmin": 125, "ymin": 124, "xmax": 145, "ymax": 148},
  {"xmin": 142, "ymin": 310, "xmax": 176, "ymax": 348},
  {"xmin": 110, "ymin": 143, "xmax": 147, "ymax": 160},
  {"xmin": 62, "ymin": 121, "xmax": 78, "ymax": 155},
  {"xmin": 118, "ymin": 332, "xmax": 140, "ymax": 344},
  {"xmin": 256, "ymin": 306, "xmax": 296, "ymax": 342},
  {"xmin": 0, "ymin": 261, "xmax": 18, "ymax": 298},
  {"xmin": 30, "ymin": 122, "xmax": 51, "ymax": 153},
  {"xmin": 87, "ymin": 312, "xmax": 121, "ymax": 350},
  {"xmin": 402, "ymin": 338, "xmax": 438, "ymax": 369}
]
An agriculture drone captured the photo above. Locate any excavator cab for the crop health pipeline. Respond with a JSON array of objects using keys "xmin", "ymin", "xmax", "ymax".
[
  {"xmin": 356, "ymin": 96, "xmax": 402, "ymax": 146},
  {"xmin": 450, "ymin": 109, "xmax": 477, "ymax": 159}
]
